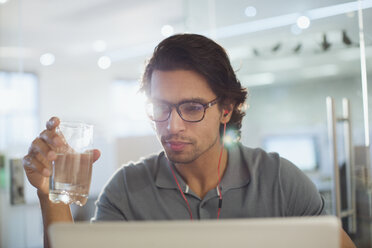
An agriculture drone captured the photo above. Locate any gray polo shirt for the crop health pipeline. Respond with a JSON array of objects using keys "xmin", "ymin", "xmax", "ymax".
[{"xmin": 92, "ymin": 143, "xmax": 325, "ymax": 221}]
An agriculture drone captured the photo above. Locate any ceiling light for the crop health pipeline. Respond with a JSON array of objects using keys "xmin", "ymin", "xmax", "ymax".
[
  {"xmin": 245, "ymin": 6, "xmax": 257, "ymax": 17},
  {"xmin": 97, "ymin": 56, "xmax": 111, "ymax": 70},
  {"xmin": 0, "ymin": 0, "xmax": 8, "ymax": 4},
  {"xmin": 296, "ymin": 16, "xmax": 310, "ymax": 29},
  {"xmin": 92, "ymin": 40, "xmax": 107, "ymax": 53},
  {"xmin": 40, "ymin": 53, "xmax": 55, "ymax": 66},
  {"xmin": 161, "ymin": 25, "xmax": 174, "ymax": 37}
]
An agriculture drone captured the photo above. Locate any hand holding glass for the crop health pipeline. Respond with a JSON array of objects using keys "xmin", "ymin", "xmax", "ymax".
[{"xmin": 49, "ymin": 122, "xmax": 94, "ymax": 206}]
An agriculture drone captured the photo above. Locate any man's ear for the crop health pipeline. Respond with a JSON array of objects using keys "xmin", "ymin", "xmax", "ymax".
[{"xmin": 221, "ymin": 104, "xmax": 234, "ymax": 123}]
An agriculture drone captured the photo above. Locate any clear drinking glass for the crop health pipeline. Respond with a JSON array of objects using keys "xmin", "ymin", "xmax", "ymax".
[{"xmin": 49, "ymin": 121, "xmax": 94, "ymax": 206}]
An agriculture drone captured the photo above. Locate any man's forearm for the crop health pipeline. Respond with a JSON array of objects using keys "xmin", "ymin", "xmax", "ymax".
[
  {"xmin": 38, "ymin": 190, "xmax": 73, "ymax": 248},
  {"xmin": 341, "ymin": 229, "xmax": 356, "ymax": 248}
]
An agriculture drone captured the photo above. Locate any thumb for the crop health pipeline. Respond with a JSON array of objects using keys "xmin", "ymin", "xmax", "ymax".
[{"xmin": 92, "ymin": 149, "xmax": 101, "ymax": 163}]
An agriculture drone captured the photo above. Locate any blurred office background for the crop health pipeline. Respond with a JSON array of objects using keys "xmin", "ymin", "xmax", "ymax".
[{"xmin": 0, "ymin": 0, "xmax": 371, "ymax": 247}]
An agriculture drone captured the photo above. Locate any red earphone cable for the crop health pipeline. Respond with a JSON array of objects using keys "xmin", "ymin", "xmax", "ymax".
[
  {"xmin": 217, "ymin": 121, "xmax": 227, "ymax": 219},
  {"xmin": 169, "ymin": 162, "xmax": 193, "ymax": 220}
]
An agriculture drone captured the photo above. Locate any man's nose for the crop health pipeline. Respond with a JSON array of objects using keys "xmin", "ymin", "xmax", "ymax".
[{"xmin": 166, "ymin": 108, "xmax": 186, "ymax": 134}]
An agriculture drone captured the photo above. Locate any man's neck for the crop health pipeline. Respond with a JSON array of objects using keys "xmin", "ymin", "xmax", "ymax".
[{"xmin": 174, "ymin": 142, "xmax": 228, "ymax": 199}]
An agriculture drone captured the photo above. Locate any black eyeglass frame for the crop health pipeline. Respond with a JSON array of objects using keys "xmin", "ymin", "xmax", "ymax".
[{"xmin": 147, "ymin": 98, "xmax": 219, "ymax": 123}]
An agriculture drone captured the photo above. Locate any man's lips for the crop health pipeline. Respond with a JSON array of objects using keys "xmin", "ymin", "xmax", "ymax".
[{"xmin": 165, "ymin": 141, "xmax": 191, "ymax": 151}]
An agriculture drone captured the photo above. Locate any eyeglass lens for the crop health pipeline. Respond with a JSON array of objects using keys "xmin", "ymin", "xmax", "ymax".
[{"xmin": 149, "ymin": 102, "xmax": 205, "ymax": 122}]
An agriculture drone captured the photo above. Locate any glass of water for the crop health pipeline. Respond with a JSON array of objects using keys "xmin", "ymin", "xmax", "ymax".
[{"xmin": 49, "ymin": 121, "xmax": 94, "ymax": 206}]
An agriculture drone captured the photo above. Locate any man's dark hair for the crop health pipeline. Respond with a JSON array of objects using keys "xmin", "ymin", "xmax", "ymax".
[{"xmin": 140, "ymin": 33, "xmax": 247, "ymax": 140}]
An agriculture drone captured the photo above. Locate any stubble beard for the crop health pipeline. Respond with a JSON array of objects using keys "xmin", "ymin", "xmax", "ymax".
[{"xmin": 163, "ymin": 134, "xmax": 219, "ymax": 165}]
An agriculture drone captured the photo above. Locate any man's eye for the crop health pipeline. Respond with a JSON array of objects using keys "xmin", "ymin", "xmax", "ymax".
[
  {"xmin": 154, "ymin": 104, "xmax": 169, "ymax": 113},
  {"xmin": 182, "ymin": 103, "xmax": 203, "ymax": 113}
]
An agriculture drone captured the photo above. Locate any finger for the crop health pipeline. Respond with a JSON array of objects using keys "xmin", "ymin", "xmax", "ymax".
[
  {"xmin": 92, "ymin": 149, "xmax": 101, "ymax": 163},
  {"xmin": 23, "ymin": 155, "xmax": 51, "ymax": 177},
  {"xmin": 46, "ymin": 117, "xmax": 60, "ymax": 131},
  {"xmin": 83, "ymin": 149, "xmax": 101, "ymax": 163},
  {"xmin": 39, "ymin": 129, "xmax": 63, "ymax": 148},
  {"xmin": 34, "ymin": 151, "xmax": 55, "ymax": 171},
  {"xmin": 29, "ymin": 138, "xmax": 56, "ymax": 161}
]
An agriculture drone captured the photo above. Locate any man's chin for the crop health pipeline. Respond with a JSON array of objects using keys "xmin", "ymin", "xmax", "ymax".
[{"xmin": 164, "ymin": 150, "xmax": 197, "ymax": 165}]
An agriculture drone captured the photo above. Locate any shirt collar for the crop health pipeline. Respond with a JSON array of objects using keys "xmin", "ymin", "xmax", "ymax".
[
  {"xmin": 220, "ymin": 143, "xmax": 250, "ymax": 191},
  {"xmin": 155, "ymin": 152, "xmax": 186, "ymax": 190},
  {"xmin": 155, "ymin": 143, "xmax": 250, "ymax": 191}
]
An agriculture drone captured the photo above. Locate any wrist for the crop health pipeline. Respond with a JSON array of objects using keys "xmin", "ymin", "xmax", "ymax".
[{"xmin": 37, "ymin": 189, "xmax": 49, "ymax": 200}]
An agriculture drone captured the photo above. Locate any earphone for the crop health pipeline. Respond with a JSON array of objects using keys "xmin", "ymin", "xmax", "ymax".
[{"xmin": 168, "ymin": 117, "xmax": 227, "ymax": 220}]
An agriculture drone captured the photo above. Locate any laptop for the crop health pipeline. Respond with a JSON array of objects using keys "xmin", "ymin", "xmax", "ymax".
[{"xmin": 49, "ymin": 216, "xmax": 340, "ymax": 248}]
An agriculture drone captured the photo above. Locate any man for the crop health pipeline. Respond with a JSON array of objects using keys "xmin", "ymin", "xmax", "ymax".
[{"xmin": 23, "ymin": 34, "xmax": 355, "ymax": 247}]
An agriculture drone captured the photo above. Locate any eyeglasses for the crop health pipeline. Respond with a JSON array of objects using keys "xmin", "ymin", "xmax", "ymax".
[{"xmin": 146, "ymin": 98, "xmax": 219, "ymax": 122}]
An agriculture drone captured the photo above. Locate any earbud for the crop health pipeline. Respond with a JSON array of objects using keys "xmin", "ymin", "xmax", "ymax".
[{"xmin": 223, "ymin": 110, "xmax": 229, "ymax": 117}]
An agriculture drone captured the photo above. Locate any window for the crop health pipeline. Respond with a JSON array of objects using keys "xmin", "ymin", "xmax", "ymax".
[
  {"xmin": 0, "ymin": 72, "xmax": 39, "ymax": 155},
  {"xmin": 110, "ymin": 80, "xmax": 153, "ymax": 137}
]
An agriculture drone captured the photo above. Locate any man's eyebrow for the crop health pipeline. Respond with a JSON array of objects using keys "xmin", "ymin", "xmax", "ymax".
[
  {"xmin": 150, "ymin": 97, "xmax": 209, "ymax": 104},
  {"xmin": 181, "ymin": 97, "xmax": 208, "ymax": 103},
  {"xmin": 149, "ymin": 98, "xmax": 171, "ymax": 104}
]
